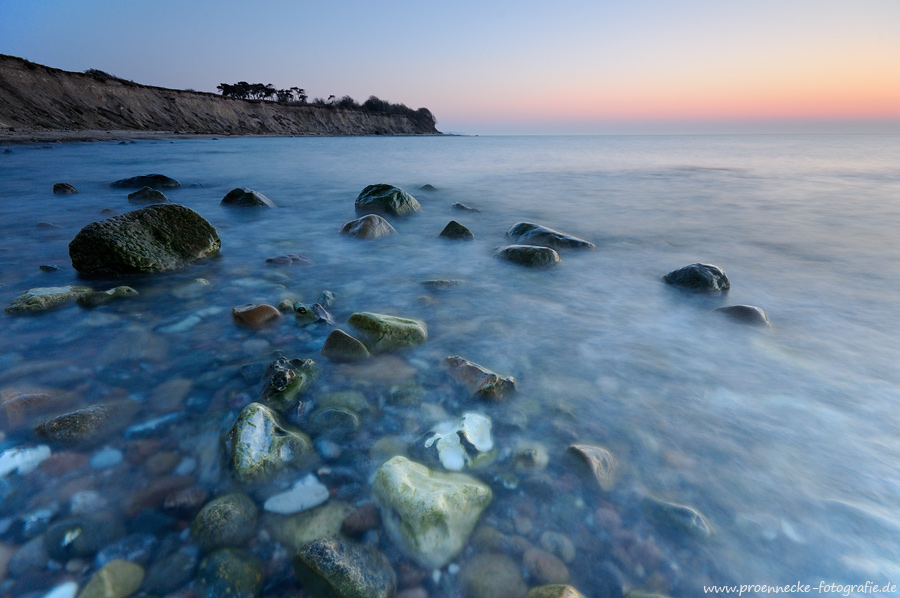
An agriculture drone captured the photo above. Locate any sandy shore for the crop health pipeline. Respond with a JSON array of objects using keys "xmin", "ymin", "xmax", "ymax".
[{"xmin": 0, "ymin": 129, "xmax": 231, "ymax": 145}]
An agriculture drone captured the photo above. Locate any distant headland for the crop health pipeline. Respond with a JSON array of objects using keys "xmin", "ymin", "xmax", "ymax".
[{"xmin": 0, "ymin": 55, "xmax": 441, "ymax": 142}]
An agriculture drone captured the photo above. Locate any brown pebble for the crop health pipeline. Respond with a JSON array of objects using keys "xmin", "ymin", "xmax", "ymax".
[
  {"xmin": 514, "ymin": 516, "xmax": 533, "ymax": 536},
  {"xmin": 163, "ymin": 486, "xmax": 210, "ymax": 518},
  {"xmin": 524, "ymin": 548, "xmax": 570, "ymax": 585},
  {"xmin": 396, "ymin": 561, "xmax": 426, "ymax": 590},
  {"xmin": 232, "ymin": 303, "xmax": 281, "ymax": 328},
  {"xmin": 145, "ymin": 452, "xmax": 181, "ymax": 476},
  {"xmin": 341, "ymin": 503, "xmax": 381, "ymax": 536},
  {"xmin": 39, "ymin": 452, "xmax": 89, "ymax": 477},
  {"xmin": 123, "ymin": 475, "xmax": 195, "ymax": 518},
  {"xmin": 126, "ymin": 439, "xmax": 164, "ymax": 465}
]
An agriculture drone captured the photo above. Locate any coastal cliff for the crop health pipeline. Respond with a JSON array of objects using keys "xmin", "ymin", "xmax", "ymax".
[{"xmin": 0, "ymin": 55, "xmax": 441, "ymax": 137}]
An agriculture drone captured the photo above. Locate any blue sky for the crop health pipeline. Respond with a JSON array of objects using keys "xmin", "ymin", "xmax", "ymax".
[{"xmin": 2, "ymin": 0, "xmax": 899, "ymax": 134}]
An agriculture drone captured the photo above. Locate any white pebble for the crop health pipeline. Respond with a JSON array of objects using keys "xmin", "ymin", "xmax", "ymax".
[
  {"xmin": 263, "ymin": 473, "xmax": 330, "ymax": 514},
  {"xmin": 90, "ymin": 448, "xmax": 123, "ymax": 469},
  {"xmin": 0, "ymin": 445, "xmax": 51, "ymax": 478},
  {"xmin": 42, "ymin": 581, "xmax": 78, "ymax": 598}
]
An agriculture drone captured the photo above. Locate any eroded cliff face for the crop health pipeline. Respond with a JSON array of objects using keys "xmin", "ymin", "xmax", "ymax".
[{"xmin": 0, "ymin": 55, "xmax": 440, "ymax": 136}]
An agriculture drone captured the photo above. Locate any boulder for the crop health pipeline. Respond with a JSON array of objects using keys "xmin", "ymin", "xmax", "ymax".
[
  {"xmin": 445, "ymin": 356, "xmax": 516, "ymax": 400},
  {"xmin": 76, "ymin": 286, "xmax": 139, "ymax": 308},
  {"xmin": 225, "ymin": 402, "xmax": 315, "ymax": 483},
  {"xmin": 663, "ymin": 263, "xmax": 729, "ymax": 292},
  {"xmin": 506, "ymin": 222, "xmax": 594, "ymax": 249},
  {"xmin": 355, "ymin": 184, "xmax": 421, "ymax": 216},
  {"xmin": 191, "ymin": 493, "xmax": 258, "ymax": 552},
  {"xmin": 440, "ymin": 220, "xmax": 474, "ymax": 240},
  {"xmin": 52, "ymin": 183, "xmax": 78, "ymax": 195},
  {"xmin": 348, "ymin": 312, "xmax": 427, "ymax": 353},
  {"xmin": 714, "ymin": 305, "xmax": 771, "ymax": 327},
  {"xmin": 497, "ymin": 244, "xmax": 560, "ymax": 267},
  {"xmin": 321, "ymin": 329, "xmax": 371, "ymax": 362},
  {"xmin": 110, "ymin": 173, "xmax": 180, "ymax": 189},
  {"xmin": 4, "ymin": 285, "xmax": 92, "ymax": 314},
  {"xmin": 293, "ymin": 537, "xmax": 396, "ymax": 598},
  {"xmin": 257, "ymin": 357, "xmax": 319, "ymax": 412},
  {"xmin": 68, "ymin": 204, "xmax": 220, "ymax": 276},
  {"xmin": 372, "ymin": 456, "xmax": 492, "ymax": 568},
  {"xmin": 340, "ymin": 214, "xmax": 396, "ymax": 239},
  {"xmin": 221, "ymin": 187, "xmax": 277, "ymax": 208},
  {"xmin": 127, "ymin": 186, "xmax": 169, "ymax": 203}
]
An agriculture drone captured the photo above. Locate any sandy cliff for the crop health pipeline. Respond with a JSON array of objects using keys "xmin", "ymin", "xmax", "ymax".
[{"xmin": 0, "ymin": 55, "xmax": 440, "ymax": 137}]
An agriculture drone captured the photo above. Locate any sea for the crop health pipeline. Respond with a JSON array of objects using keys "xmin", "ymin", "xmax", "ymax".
[{"xmin": 0, "ymin": 134, "xmax": 898, "ymax": 597}]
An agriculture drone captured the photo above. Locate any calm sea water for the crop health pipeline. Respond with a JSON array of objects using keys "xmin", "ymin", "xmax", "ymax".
[{"xmin": 1, "ymin": 135, "xmax": 899, "ymax": 597}]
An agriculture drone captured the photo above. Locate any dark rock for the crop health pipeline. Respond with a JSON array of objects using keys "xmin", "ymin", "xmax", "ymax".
[
  {"xmin": 439, "ymin": 220, "xmax": 474, "ymax": 240},
  {"xmin": 221, "ymin": 187, "xmax": 277, "ymax": 207},
  {"xmin": 266, "ymin": 253, "xmax": 313, "ymax": 266},
  {"xmin": 68, "ymin": 204, "xmax": 220, "ymax": 276},
  {"xmin": 497, "ymin": 244, "xmax": 560, "ymax": 267},
  {"xmin": 418, "ymin": 184, "xmax": 437, "ymax": 191},
  {"xmin": 714, "ymin": 305, "xmax": 771, "ymax": 327},
  {"xmin": 7, "ymin": 535, "xmax": 47, "ymax": 577},
  {"xmin": 39, "ymin": 264, "xmax": 59, "ymax": 272},
  {"xmin": 460, "ymin": 553, "xmax": 527, "ymax": 598},
  {"xmin": 34, "ymin": 401, "xmax": 138, "ymax": 445},
  {"xmin": 44, "ymin": 517, "xmax": 126, "ymax": 561},
  {"xmin": 340, "ymin": 214, "xmax": 396, "ymax": 239},
  {"xmin": 421, "ymin": 279, "xmax": 462, "ymax": 289},
  {"xmin": 94, "ymin": 533, "xmax": 157, "ymax": 568},
  {"xmin": 293, "ymin": 537, "xmax": 397, "ymax": 598},
  {"xmin": 321, "ymin": 330, "xmax": 371, "ymax": 363},
  {"xmin": 643, "ymin": 496, "xmax": 711, "ymax": 538},
  {"xmin": 258, "ymin": 357, "xmax": 319, "ymax": 413},
  {"xmin": 445, "ymin": 355, "xmax": 516, "ymax": 400},
  {"xmin": 355, "ymin": 184, "xmax": 421, "ymax": 216},
  {"xmin": 76, "ymin": 286, "xmax": 139, "ymax": 308},
  {"xmin": 293, "ymin": 302, "xmax": 334, "ymax": 326},
  {"xmin": 110, "ymin": 174, "xmax": 180, "ymax": 189},
  {"xmin": 506, "ymin": 222, "xmax": 594, "ymax": 249},
  {"xmin": 122, "ymin": 475, "xmax": 196, "ymax": 518},
  {"xmin": 142, "ymin": 545, "xmax": 199, "ymax": 595},
  {"xmin": 196, "ymin": 548, "xmax": 263, "ymax": 598},
  {"xmin": 452, "ymin": 202, "xmax": 480, "ymax": 212},
  {"xmin": 663, "ymin": 263, "xmax": 729, "ymax": 292},
  {"xmin": 163, "ymin": 486, "xmax": 210, "ymax": 518},
  {"xmin": 341, "ymin": 503, "xmax": 381, "ymax": 537},
  {"xmin": 307, "ymin": 407, "xmax": 361, "ymax": 440},
  {"xmin": 191, "ymin": 493, "xmax": 258, "ymax": 553},
  {"xmin": 127, "ymin": 186, "xmax": 169, "ymax": 203},
  {"xmin": 52, "ymin": 183, "xmax": 78, "ymax": 194}
]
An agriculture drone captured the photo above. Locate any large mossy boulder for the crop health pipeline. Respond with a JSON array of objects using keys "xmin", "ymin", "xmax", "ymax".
[
  {"xmin": 662, "ymin": 263, "xmax": 729, "ymax": 292},
  {"xmin": 347, "ymin": 312, "xmax": 427, "ymax": 353},
  {"xmin": 506, "ymin": 222, "xmax": 594, "ymax": 249},
  {"xmin": 68, "ymin": 204, "xmax": 220, "ymax": 276},
  {"xmin": 110, "ymin": 173, "xmax": 180, "ymax": 189},
  {"xmin": 355, "ymin": 184, "xmax": 420, "ymax": 217},
  {"xmin": 293, "ymin": 537, "xmax": 396, "ymax": 598},
  {"xmin": 224, "ymin": 402, "xmax": 315, "ymax": 483},
  {"xmin": 372, "ymin": 456, "xmax": 492, "ymax": 569}
]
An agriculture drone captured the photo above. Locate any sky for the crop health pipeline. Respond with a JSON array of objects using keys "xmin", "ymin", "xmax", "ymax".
[{"xmin": 2, "ymin": 0, "xmax": 899, "ymax": 135}]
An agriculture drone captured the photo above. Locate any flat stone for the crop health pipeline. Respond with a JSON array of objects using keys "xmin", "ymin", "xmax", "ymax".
[
  {"xmin": 34, "ymin": 401, "xmax": 138, "ymax": 445},
  {"xmin": 340, "ymin": 214, "xmax": 396, "ymax": 239},
  {"xmin": 347, "ymin": 312, "xmax": 427, "ymax": 353},
  {"xmin": 264, "ymin": 474, "xmax": 330, "ymax": 514},
  {"xmin": 663, "ymin": 263, "xmax": 730, "ymax": 292},
  {"xmin": 506, "ymin": 222, "xmax": 594, "ymax": 249},
  {"xmin": 5, "ymin": 285, "xmax": 92, "ymax": 314},
  {"xmin": 110, "ymin": 173, "xmax": 180, "ymax": 189},
  {"xmin": 497, "ymin": 244, "xmax": 560, "ymax": 267},
  {"xmin": 221, "ymin": 187, "xmax": 277, "ymax": 207},
  {"xmin": 524, "ymin": 548, "xmax": 570, "ymax": 585},
  {"xmin": 76, "ymin": 286, "xmax": 139, "ymax": 308},
  {"xmin": 76, "ymin": 560, "xmax": 144, "ymax": 598}
]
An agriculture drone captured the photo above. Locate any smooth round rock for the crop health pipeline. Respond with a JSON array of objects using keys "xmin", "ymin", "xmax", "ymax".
[
  {"xmin": 232, "ymin": 303, "xmax": 281, "ymax": 328},
  {"xmin": 524, "ymin": 548, "xmax": 570, "ymax": 585},
  {"xmin": 53, "ymin": 183, "xmax": 78, "ymax": 195},
  {"xmin": 321, "ymin": 329, "xmax": 371, "ymax": 362},
  {"xmin": 127, "ymin": 186, "xmax": 168, "ymax": 203},
  {"xmin": 663, "ymin": 263, "xmax": 729, "ymax": 292},
  {"xmin": 191, "ymin": 493, "xmax": 258, "ymax": 552},
  {"xmin": 460, "ymin": 553, "xmax": 527, "ymax": 598},
  {"xmin": 347, "ymin": 312, "xmax": 427, "ymax": 353},
  {"xmin": 196, "ymin": 548, "xmax": 263, "ymax": 598},
  {"xmin": 221, "ymin": 187, "xmax": 277, "ymax": 207},
  {"xmin": 293, "ymin": 537, "xmax": 396, "ymax": 598},
  {"xmin": 110, "ymin": 174, "xmax": 180, "ymax": 189},
  {"xmin": 714, "ymin": 305, "xmax": 771, "ymax": 327},
  {"xmin": 506, "ymin": 222, "xmax": 594, "ymax": 249},
  {"xmin": 142, "ymin": 545, "xmax": 199, "ymax": 595},
  {"xmin": 355, "ymin": 183, "xmax": 420, "ymax": 216},
  {"xmin": 76, "ymin": 560, "xmax": 144, "ymax": 598},
  {"xmin": 340, "ymin": 214, "xmax": 396, "ymax": 239},
  {"xmin": 497, "ymin": 244, "xmax": 560, "ymax": 267},
  {"xmin": 225, "ymin": 402, "xmax": 315, "ymax": 483}
]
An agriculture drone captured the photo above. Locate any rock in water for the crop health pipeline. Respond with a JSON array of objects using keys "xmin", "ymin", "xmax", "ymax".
[
  {"xmin": 663, "ymin": 263, "xmax": 729, "ymax": 292},
  {"xmin": 225, "ymin": 402, "xmax": 315, "ymax": 483},
  {"xmin": 506, "ymin": 222, "xmax": 594, "ymax": 249},
  {"xmin": 293, "ymin": 537, "xmax": 397, "ymax": 598},
  {"xmin": 644, "ymin": 496, "xmax": 712, "ymax": 538},
  {"xmin": 34, "ymin": 401, "xmax": 138, "ymax": 445},
  {"xmin": 445, "ymin": 356, "xmax": 516, "ymax": 400},
  {"xmin": 257, "ymin": 357, "xmax": 319, "ymax": 412},
  {"xmin": 439, "ymin": 220, "xmax": 475, "ymax": 240},
  {"xmin": 195, "ymin": 548, "xmax": 263, "ymax": 598},
  {"xmin": 76, "ymin": 286, "xmax": 139, "ymax": 308},
  {"xmin": 127, "ymin": 186, "xmax": 169, "ymax": 203},
  {"xmin": 567, "ymin": 444, "xmax": 618, "ymax": 491},
  {"xmin": 191, "ymin": 493, "xmax": 258, "ymax": 552},
  {"xmin": 263, "ymin": 473, "xmax": 329, "ymax": 514},
  {"xmin": 355, "ymin": 184, "xmax": 421, "ymax": 216},
  {"xmin": 232, "ymin": 303, "xmax": 281, "ymax": 328},
  {"xmin": 340, "ymin": 214, "xmax": 396, "ymax": 239},
  {"xmin": 110, "ymin": 173, "xmax": 180, "ymax": 189},
  {"xmin": 52, "ymin": 182, "xmax": 78, "ymax": 194},
  {"xmin": 321, "ymin": 329, "xmax": 371, "ymax": 362},
  {"xmin": 411, "ymin": 412, "xmax": 494, "ymax": 471},
  {"xmin": 76, "ymin": 560, "xmax": 144, "ymax": 598},
  {"xmin": 460, "ymin": 553, "xmax": 527, "ymax": 598},
  {"xmin": 497, "ymin": 245, "xmax": 560, "ymax": 267},
  {"xmin": 68, "ymin": 204, "xmax": 220, "ymax": 275},
  {"xmin": 372, "ymin": 456, "xmax": 492, "ymax": 569},
  {"xmin": 4, "ymin": 285, "xmax": 92, "ymax": 314},
  {"xmin": 526, "ymin": 585, "xmax": 587, "ymax": 598},
  {"xmin": 221, "ymin": 187, "xmax": 277, "ymax": 207},
  {"xmin": 347, "ymin": 312, "xmax": 427, "ymax": 353},
  {"xmin": 714, "ymin": 305, "xmax": 771, "ymax": 327}
]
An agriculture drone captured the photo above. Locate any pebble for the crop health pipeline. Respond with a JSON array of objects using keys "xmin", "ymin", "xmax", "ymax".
[
  {"xmin": 94, "ymin": 534, "xmax": 158, "ymax": 568},
  {"xmin": 77, "ymin": 559, "xmax": 144, "ymax": 598},
  {"xmin": 89, "ymin": 448, "xmax": 123, "ymax": 470},
  {"xmin": 263, "ymin": 474, "xmax": 330, "ymax": 515},
  {"xmin": 0, "ymin": 445, "xmax": 52, "ymax": 477},
  {"xmin": 41, "ymin": 581, "xmax": 78, "ymax": 598},
  {"xmin": 232, "ymin": 303, "xmax": 281, "ymax": 328},
  {"xmin": 524, "ymin": 548, "xmax": 570, "ymax": 585},
  {"xmin": 70, "ymin": 491, "xmax": 108, "ymax": 516}
]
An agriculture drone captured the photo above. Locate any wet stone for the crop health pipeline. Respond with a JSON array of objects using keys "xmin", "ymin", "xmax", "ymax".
[
  {"xmin": 355, "ymin": 183, "xmax": 421, "ymax": 216},
  {"xmin": 714, "ymin": 304, "xmax": 771, "ymax": 327},
  {"xmin": 293, "ymin": 537, "xmax": 397, "ymax": 598},
  {"xmin": 439, "ymin": 220, "xmax": 475, "ymax": 240},
  {"xmin": 53, "ymin": 183, "xmax": 78, "ymax": 195},
  {"xmin": 127, "ymin": 186, "xmax": 168, "ymax": 203},
  {"xmin": 221, "ymin": 187, "xmax": 276, "ymax": 207},
  {"xmin": 340, "ymin": 503, "xmax": 381, "ymax": 537},
  {"xmin": 34, "ymin": 401, "xmax": 138, "ymax": 445},
  {"xmin": 162, "ymin": 485, "xmax": 210, "ymax": 518},
  {"xmin": 567, "ymin": 444, "xmax": 618, "ymax": 491},
  {"xmin": 4, "ymin": 285, "xmax": 93, "ymax": 314},
  {"xmin": 452, "ymin": 202, "xmax": 480, "ymax": 212},
  {"xmin": 142, "ymin": 545, "xmax": 199, "ymax": 595},
  {"xmin": 497, "ymin": 244, "xmax": 561, "ymax": 267},
  {"xmin": 195, "ymin": 548, "xmax": 264, "ymax": 598},
  {"xmin": 643, "ymin": 497, "xmax": 712, "ymax": 538},
  {"xmin": 232, "ymin": 303, "xmax": 281, "ymax": 328},
  {"xmin": 460, "ymin": 553, "xmax": 527, "ymax": 598},
  {"xmin": 321, "ymin": 329, "xmax": 371, "ymax": 363},
  {"xmin": 348, "ymin": 312, "xmax": 427, "ymax": 353},
  {"xmin": 506, "ymin": 222, "xmax": 595, "ymax": 249},
  {"xmin": 191, "ymin": 492, "xmax": 258, "ymax": 553},
  {"xmin": 663, "ymin": 263, "xmax": 730, "ymax": 292},
  {"xmin": 77, "ymin": 559, "xmax": 144, "ymax": 598},
  {"xmin": 526, "ymin": 585, "xmax": 588, "ymax": 598},
  {"xmin": 94, "ymin": 533, "xmax": 157, "ymax": 568},
  {"xmin": 445, "ymin": 356, "xmax": 516, "ymax": 400},
  {"xmin": 524, "ymin": 548, "xmax": 571, "ymax": 585},
  {"xmin": 308, "ymin": 407, "xmax": 361, "ymax": 441},
  {"xmin": 266, "ymin": 253, "xmax": 313, "ymax": 265},
  {"xmin": 258, "ymin": 357, "xmax": 319, "ymax": 413},
  {"xmin": 76, "ymin": 286, "xmax": 139, "ymax": 308},
  {"xmin": 110, "ymin": 173, "xmax": 180, "ymax": 189},
  {"xmin": 44, "ymin": 517, "xmax": 126, "ymax": 561},
  {"xmin": 263, "ymin": 473, "xmax": 330, "ymax": 515},
  {"xmin": 539, "ymin": 531, "xmax": 576, "ymax": 564},
  {"xmin": 340, "ymin": 214, "xmax": 397, "ymax": 239},
  {"xmin": 224, "ymin": 402, "xmax": 315, "ymax": 483},
  {"xmin": 39, "ymin": 264, "xmax": 59, "ymax": 272},
  {"xmin": 266, "ymin": 501, "xmax": 356, "ymax": 552}
]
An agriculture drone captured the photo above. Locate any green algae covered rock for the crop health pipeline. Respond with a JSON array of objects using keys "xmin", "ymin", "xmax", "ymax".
[
  {"xmin": 257, "ymin": 357, "xmax": 319, "ymax": 413},
  {"xmin": 372, "ymin": 456, "xmax": 492, "ymax": 569},
  {"xmin": 191, "ymin": 493, "xmax": 259, "ymax": 552},
  {"xmin": 347, "ymin": 312, "xmax": 427, "ymax": 353},
  {"xmin": 225, "ymin": 402, "xmax": 315, "ymax": 483},
  {"xmin": 69, "ymin": 204, "xmax": 220, "ymax": 276},
  {"xmin": 355, "ymin": 184, "xmax": 421, "ymax": 216},
  {"xmin": 5, "ymin": 285, "xmax": 93, "ymax": 314},
  {"xmin": 293, "ymin": 537, "xmax": 396, "ymax": 598},
  {"xmin": 196, "ymin": 548, "xmax": 264, "ymax": 598}
]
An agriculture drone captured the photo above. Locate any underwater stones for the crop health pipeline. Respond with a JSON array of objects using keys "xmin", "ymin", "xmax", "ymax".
[
  {"xmin": 411, "ymin": 412, "xmax": 494, "ymax": 471},
  {"xmin": 232, "ymin": 303, "xmax": 281, "ymax": 328},
  {"xmin": 0, "ymin": 445, "xmax": 51, "ymax": 477},
  {"xmin": 257, "ymin": 357, "xmax": 319, "ymax": 412},
  {"xmin": 76, "ymin": 560, "xmax": 144, "ymax": 598},
  {"xmin": 524, "ymin": 548, "xmax": 571, "ymax": 585},
  {"xmin": 440, "ymin": 220, "xmax": 475, "ymax": 240},
  {"xmin": 34, "ymin": 401, "xmax": 137, "ymax": 445},
  {"xmin": 76, "ymin": 286, "xmax": 139, "ymax": 308},
  {"xmin": 267, "ymin": 501, "xmax": 356, "ymax": 551},
  {"xmin": 460, "ymin": 553, "xmax": 527, "ymax": 598},
  {"xmin": 567, "ymin": 444, "xmax": 618, "ymax": 491},
  {"xmin": 294, "ymin": 302, "xmax": 334, "ymax": 326},
  {"xmin": 714, "ymin": 305, "xmax": 771, "ymax": 327},
  {"xmin": 221, "ymin": 186, "xmax": 277, "ymax": 207},
  {"xmin": 497, "ymin": 244, "xmax": 560, "ymax": 267},
  {"xmin": 191, "ymin": 493, "xmax": 258, "ymax": 552},
  {"xmin": 196, "ymin": 548, "xmax": 264, "ymax": 598},
  {"xmin": 663, "ymin": 263, "xmax": 730, "ymax": 292},
  {"xmin": 321, "ymin": 329, "xmax": 371, "ymax": 362},
  {"xmin": 355, "ymin": 183, "xmax": 421, "ymax": 216},
  {"xmin": 506, "ymin": 222, "xmax": 595, "ymax": 249},
  {"xmin": 347, "ymin": 312, "xmax": 427, "ymax": 353},
  {"xmin": 539, "ymin": 531, "xmax": 576, "ymax": 564},
  {"xmin": 4, "ymin": 285, "xmax": 92, "ymax": 314},
  {"xmin": 127, "ymin": 186, "xmax": 168, "ymax": 203},
  {"xmin": 452, "ymin": 202, "xmax": 480, "ymax": 213},
  {"xmin": 68, "ymin": 204, "xmax": 220, "ymax": 275},
  {"xmin": 53, "ymin": 182, "xmax": 78, "ymax": 194},
  {"xmin": 293, "ymin": 537, "xmax": 397, "ymax": 598},
  {"xmin": 110, "ymin": 173, "xmax": 180, "ymax": 189},
  {"xmin": 225, "ymin": 402, "xmax": 315, "ymax": 483},
  {"xmin": 340, "ymin": 214, "xmax": 396, "ymax": 239},
  {"xmin": 266, "ymin": 253, "xmax": 313, "ymax": 266},
  {"xmin": 142, "ymin": 545, "xmax": 199, "ymax": 595},
  {"xmin": 372, "ymin": 456, "xmax": 492, "ymax": 569},
  {"xmin": 526, "ymin": 585, "xmax": 587, "ymax": 598},
  {"xmin": 644, "ymin": 497, "xmax": 712, "ymax": 538},
  {"xmin": 263, "ymin": 473, "xmax": 329, "ymax": 514},
  {"xmin": 445, "ymin": 356, "xmax": 516, "ymax": 400}
]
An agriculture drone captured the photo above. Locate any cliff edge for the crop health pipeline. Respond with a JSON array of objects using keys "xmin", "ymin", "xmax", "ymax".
[{"xmin": 0, "ymin": 55, "xmax": 440, "ymax": 137}]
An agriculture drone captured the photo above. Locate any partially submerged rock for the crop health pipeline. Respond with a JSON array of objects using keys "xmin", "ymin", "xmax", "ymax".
[
  {"xmin": 127, "ymin": 186, "xmax": 168, "ymax": 203},
  {"xmin": 440, "ymin": 220, "xmax": 474, "ymax": 240},
  {"xmin": 321, "ymin": 329, "xmax": 371, "ymax": 362},
  {"xmin": 52, "ymin": 182, "xmax": 78, "ymax": 195},
  {"xmin": 506, "ymin": 222, "xmax": 594, "ymax": 249},
  {"xmin": 663, "ymin": 263, "xmax": 730, "ymax": 292},
  {"xmin": 225, "ymin": 402, "xmax": 315, "ymax": 483},
  {"xmin": 76, "ymin": 286, "xmax": 139, "ymax": 308},
  {"xmin": 257, "ymin": 357, "xmax": 319, "ymax": 412},
  {"xmin": 445, "ymin": 355, "xmax": 516, "ymax": 400},
  {"xmin": 110, "ymin": 173, "xmax": 180, "ymax": 189},
  {"xmin": 714, "ymin": 305, "xmax": 771, "ymax": 327},
  {"xmin": 348, "ymin": 312, "xmax": 427, "ymax": 353},
  {"xmin": 191, "ymin": 493, "xmax": 258, "ymax": 552},
  {"xmin": 221, "ymin": 187, "xmax": 277, "ymax": 208},
  {"xmin": 4, "ymin": 285, "xmax": 92, "ymax": 314},
  {"xmin": 355, "ymin": 184, "xmax": 420, "ymax": 216},
  {"xmin": 293, "ymin": 537, "xmax": 396, "ymax": 598},
  {"xmin": 452, "ymin": 202, "xmax": 480, "ymax": 213},
  {"xmin": 340, "ymin": 214, "xmax": 396, "ymax": 239},
  {"xmin": 497, "ymin": 244, "xmax": 560, "ymax": 267},
  {"xmin": 372, "ymin": 456, "xmax": 492, "ymax": 569},
  {"xmin": 567, "ymin": 444, "xmax": 618, "ymax": 491},
  {"xmin": 232, "ymin": 303, "xmax": 281, "ymax": 328},
  {"xmin": 644, "ymin": 496, "xmax": 712, "ymax": 538},
  {"xmin": 294, "ymin": 302, "xmax": 334, "ymax": 326},
  {"xmin": 34, "ymin": 401, "xmax": 138, "ymax": 445},
  {"xmin": 68, "ymin": 204, "xmax": 220, "ymax": 275}
]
